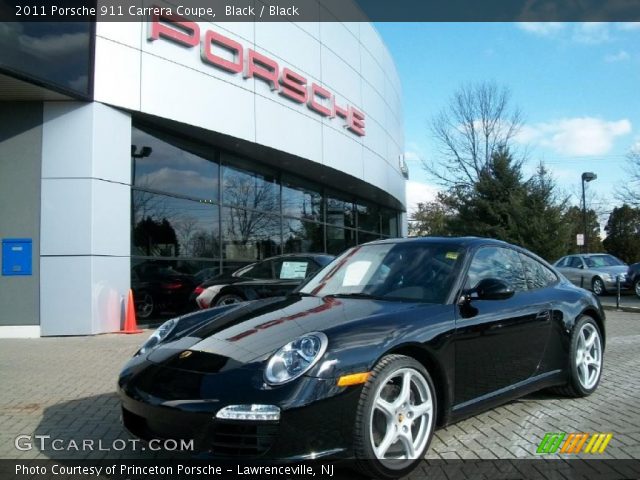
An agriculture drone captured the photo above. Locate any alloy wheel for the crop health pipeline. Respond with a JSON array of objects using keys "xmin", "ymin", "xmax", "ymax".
[
  {"xmin": 592, "ymin": 278, "xmax": 604, "ymax": 295},
  {"xmin": 216, "ymin": 294, "xmax": 243, "ymax": 306},
  {"xmin": 635, "ymin": 280, "xmax": 640, "ymax": 298},
  {"xmin": 575, "ymin": 322, "xmax": 602, "ymax": 390},
  {"xmin": 368, "ymin": 367, "xmax": 434, "ymax": 469},
  {"xmin": 136, "ymin": 293, "xmax": 154, "ymax": 319}
]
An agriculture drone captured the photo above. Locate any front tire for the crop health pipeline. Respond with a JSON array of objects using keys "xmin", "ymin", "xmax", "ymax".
[
  {"xmin": 592, "ymin": 277, "xmax": 606, "ymax": 296},
  {"xmin": 554, "ymin": 316, "xmax": 603, "ymax": 397},
  {"xmin": 353, "ymin": 354, "xmax": 436, "ymax": 479},
  {"xmin": 634, "ymin": 279, "xmax": 640, "ymax": 299}
]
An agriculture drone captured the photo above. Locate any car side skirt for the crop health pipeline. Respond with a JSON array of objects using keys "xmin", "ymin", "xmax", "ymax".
[{"xmin": 447, "ymin": 369, "xmax": 565, "ymax": 425}]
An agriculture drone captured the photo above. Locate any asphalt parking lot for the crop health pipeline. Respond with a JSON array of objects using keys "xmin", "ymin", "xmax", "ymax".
[{"xmin": 0, "ymin": 311, "xmax": 639, "ymax": 463}]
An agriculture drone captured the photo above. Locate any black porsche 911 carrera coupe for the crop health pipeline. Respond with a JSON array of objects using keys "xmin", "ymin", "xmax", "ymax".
[{"xmin": 118, "ymin": 237, "xmax": 605, "ymax": 478}]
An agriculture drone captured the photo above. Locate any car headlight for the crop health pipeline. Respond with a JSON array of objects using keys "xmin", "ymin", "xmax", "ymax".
[
  {"xmin": 138, "ymin": 318, "xmax": 177, "ymax": 355},
  {"xmin": 264, "ymin": 332, "xmax": 328, "ymax": 385}
]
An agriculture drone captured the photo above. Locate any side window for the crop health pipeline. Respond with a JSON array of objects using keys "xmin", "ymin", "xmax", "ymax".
[
  {"xmin": 241, "ymin": 260, "xmax": 273, "ymax": 279},
  {"xmin": 556, "ymin": 257, "xmax": 569, "ymax": 268},
  {"xmin": 568, "ymin": 257, "xmax": 583, "ymax": 269},
  {"xmin": 466, "ymin": 247, "xmax": 527, "ymax": 292},
  {"xmin": 520, "ymin": 254, "xmax": 558, "ymax": 289}
]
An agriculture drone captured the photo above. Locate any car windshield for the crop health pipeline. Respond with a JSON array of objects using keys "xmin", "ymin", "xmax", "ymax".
[
  {"xmin": 299, "ymin": 242, "xmax": 465, "ymax": 303},
  {"xmin": 584, "ymin": 255, "xmax": 625, "ymax": 268}
]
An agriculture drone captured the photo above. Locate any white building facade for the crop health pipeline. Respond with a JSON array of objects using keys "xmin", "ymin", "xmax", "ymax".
[{"xmin": 0, "ymin": 15, "xmax": 405, "ymax": 336}]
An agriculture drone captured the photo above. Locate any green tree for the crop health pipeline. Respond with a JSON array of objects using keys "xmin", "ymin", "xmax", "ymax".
[
  {"xmin": 412, "ymin": 149, "xmax": 570, "ymax": 262},
  {"xmin": 408, "ymin": 196, "xmax": 454, "ymax": 237},
  {"xmin": 520, "ymin": 164, "xmax": 571, "ymax": 261},
  {"xmin": 445, "ymin": 147, "xmax": 527, "ymax": 243},
  {"xmin": 561, "ymin": 206, "xmax": 603, "ymax": 255},
  {"xmin": 602, "ymin": 204, "xmax": 640, "ymax": 263}
]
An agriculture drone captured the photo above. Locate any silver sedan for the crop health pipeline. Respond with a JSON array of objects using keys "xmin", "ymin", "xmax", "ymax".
[{"xmin": 554, "ymin": 254, "xmax": 630, "ymax": 295}]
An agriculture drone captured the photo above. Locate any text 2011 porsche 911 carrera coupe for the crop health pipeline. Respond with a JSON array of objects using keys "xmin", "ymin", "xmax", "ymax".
[{"xmin": 118, "ymin": 237, "xmax": 605, "ymax": 478}]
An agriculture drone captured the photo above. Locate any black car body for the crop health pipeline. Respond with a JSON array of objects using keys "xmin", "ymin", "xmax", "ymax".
[
  {"xmin": 119, "ymin": 237, "xmax": 605, "ymax": 477},
  {"xmin": 191, "ymin": 253, "xmax": 334, "ymax": 309},
  {"xmin": 628, "ymin": 262, "xmax": 640, "ymax": 298}
]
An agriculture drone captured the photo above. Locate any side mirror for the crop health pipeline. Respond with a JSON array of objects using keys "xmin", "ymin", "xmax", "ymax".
[{"xmin": 474, "ymin": 278, "xmax": 515, "ymax": 301}]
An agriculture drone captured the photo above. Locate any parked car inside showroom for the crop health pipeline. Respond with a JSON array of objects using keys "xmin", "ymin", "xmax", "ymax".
[
  {"xmin": 553, "ymin": 253, "xmax": 630, "ymax": 295},
  {"xmin": 191, "ymin": 253, "xmax": 335, "ymax": 309},
  {"xmin": 131, "ymin": 262, "xmax": 198, "ymax": 320},
  {"xmin": 119, "ymin": 237, "xmax": 605, "ymax": 478}
]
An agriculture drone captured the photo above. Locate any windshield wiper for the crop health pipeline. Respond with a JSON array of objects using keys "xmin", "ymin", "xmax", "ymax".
[{"xmin": 325, "ymin": 293, "xmax": 382, "ymax": 300}]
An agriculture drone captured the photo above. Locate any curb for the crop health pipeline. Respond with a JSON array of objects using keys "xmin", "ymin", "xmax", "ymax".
[{"xmin": 602, "ymin": 304, "xmax": 640, "ymax": 314}]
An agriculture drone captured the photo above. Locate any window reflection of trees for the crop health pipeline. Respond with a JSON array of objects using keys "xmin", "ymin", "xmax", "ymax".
[{"xmin": 132, "ymin": 191, "xmax": 219, "ymax": 259}]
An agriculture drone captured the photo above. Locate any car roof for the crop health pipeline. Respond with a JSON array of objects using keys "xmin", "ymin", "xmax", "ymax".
[{"xmin": 363, "ymin": 236, "xmax": 512, "ymax": 248}]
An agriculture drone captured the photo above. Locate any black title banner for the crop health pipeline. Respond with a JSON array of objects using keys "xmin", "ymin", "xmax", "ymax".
[
  {"xmin": 1, "ymin": 0, "xmax": 640, "ymax": 22},
  {"xmin": 3, "ymin": 459, "xmax": 640, "ymax": 480}
]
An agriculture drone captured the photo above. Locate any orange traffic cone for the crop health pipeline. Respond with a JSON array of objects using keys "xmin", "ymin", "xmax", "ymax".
[{"xmin": 119, "ymin": 289, "xmax": 143, "ymax": 334}]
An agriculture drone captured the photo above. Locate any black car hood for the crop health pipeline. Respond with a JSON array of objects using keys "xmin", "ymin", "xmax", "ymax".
[{"xmin": 147, "ymin": 295, "xmax": 433, "ymax": 368}]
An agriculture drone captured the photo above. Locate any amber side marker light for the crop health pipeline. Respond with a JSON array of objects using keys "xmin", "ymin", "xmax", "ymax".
[{"xmin": 337, "ymin": 372, "xmax": 370, "ymax": 387}]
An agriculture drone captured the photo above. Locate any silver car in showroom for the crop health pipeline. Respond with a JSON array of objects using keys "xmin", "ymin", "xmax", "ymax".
[{"xmin": 554, "ymin": 253, "xmax": 629, "ymax": 295}]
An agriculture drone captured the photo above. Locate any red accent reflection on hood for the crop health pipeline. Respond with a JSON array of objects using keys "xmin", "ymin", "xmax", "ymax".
[{"xmin": 225, "ymin": 296, "xmax": 341, "ymax": 342}]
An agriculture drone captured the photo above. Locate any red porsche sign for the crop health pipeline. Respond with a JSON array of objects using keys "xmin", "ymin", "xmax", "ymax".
[{"xmin": 148, "ymin": 15, "xmax": 366, "ymax": 136}]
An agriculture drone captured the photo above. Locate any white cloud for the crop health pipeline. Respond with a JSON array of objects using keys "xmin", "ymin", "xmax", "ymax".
[
  {"xmin": 405, "ymin": 180, "xmax": 439, "ymax": 214},
  {"xmin": 572, "ymin": 23, "xmax": 610, "ymax": 44},
  {"xmin": 516, "ymin": 117, "xmax": 632, "ymax": 156},
  {"xmin": 604, "ymin": 50, "xmax": 630, "ymax": 62},
  {"xmin": 137, "ymin": 168, "xmax": 218, "ymax": 192},
  {"xmin": 517, "ymin": 22, "xmax": 565, "ymax": 36}
]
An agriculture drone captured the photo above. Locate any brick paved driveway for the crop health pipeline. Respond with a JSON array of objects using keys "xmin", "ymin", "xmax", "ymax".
[{"xmin": 0, "ymin": 311, "xmax": 638, "ymax": 461}]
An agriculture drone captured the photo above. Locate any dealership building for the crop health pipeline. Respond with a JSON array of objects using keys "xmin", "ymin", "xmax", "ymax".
[{"xmin": 0, "ymin": 15, "xmax": 406, "ymax": 336}]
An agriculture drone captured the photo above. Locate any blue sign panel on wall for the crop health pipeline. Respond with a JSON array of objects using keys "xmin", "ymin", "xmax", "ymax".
[{"xmin": 2, "ymin": 238, "xmax": 32, "ymax": 276}]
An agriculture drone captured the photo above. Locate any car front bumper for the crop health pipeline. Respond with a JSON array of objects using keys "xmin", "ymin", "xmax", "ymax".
[
  {"xmin": 118, "ymin": 356, "xmax": 362, "ymax": 460},
  {"xmin": 603, "ymin": 277, "xmax": 631, "ymax": 291}
]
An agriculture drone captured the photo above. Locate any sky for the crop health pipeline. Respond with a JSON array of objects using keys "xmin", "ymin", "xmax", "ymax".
[{"xmin": 375, "ymin": 22, "xmax": 640, "ymax": 222}]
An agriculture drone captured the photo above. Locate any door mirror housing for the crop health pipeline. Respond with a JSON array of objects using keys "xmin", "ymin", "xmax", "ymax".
[{"xmin": 474, "ymin": 278, "xmax": 515, "ymax": 301}]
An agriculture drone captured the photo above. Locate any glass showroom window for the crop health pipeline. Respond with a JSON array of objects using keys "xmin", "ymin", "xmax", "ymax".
[
  {"xmin": 221, "ymin": 154, "xmax": 279, "ymax": 212},
  {"xmin": 131, "ymin": 126, "xmax": 221, "ymax": 321},
  {"xmin": 326, "ymin": 226, "xmax": 357, "ymax": 255},
  {"xmin": 326, "ymin": 193, "xmax": 356, "ymax": 229},
  {"xmin": 356, "ymin": 201, "xmax": 381, "ymax": 234},
  {"xmin": 381, "ymin": 208, "xmax": 399, "ymax": 237},
  {"xmin": 283, "ymin": 218, "xmax": 324, "ymax": 254},
  {"xmin": 221, "ymin": 207, "xmax": 281, "ymax": 272},
  {"xmin": 282, "ymin": 175, "xmax": 323, "ymax": 222},
  {"xmin": 132, "ymin": 127, "xmax": 219, "ymax": 202}
]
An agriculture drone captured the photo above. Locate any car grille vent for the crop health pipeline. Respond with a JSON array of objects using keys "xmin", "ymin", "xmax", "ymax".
[{"xmin": 210, "ymin": 422, "xmax": 278, "ymax": 456}]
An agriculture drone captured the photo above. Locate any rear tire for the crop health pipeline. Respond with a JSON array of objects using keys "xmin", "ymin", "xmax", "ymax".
[
  {"xmin": 634, "ymin": 279, "xmax": 640, "ymax": 299},
  {"xmin": 551, "ymin": 315, "xmax": 603, "ymax": 398},
  {"xmin": 353, "ymin": 354, "xmax": 436, "ymax": 479},
  {"xmin": 135, "ymin": 293, "xmax": 154, "ymax": 319},
  {"xmin": 214, "ymin": 293, "xmax": 244, "ymax": 307}
]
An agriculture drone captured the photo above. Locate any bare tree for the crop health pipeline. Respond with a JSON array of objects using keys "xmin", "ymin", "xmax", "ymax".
[
  {"xmin": 617, "ymin": 149, "xmax": 640, "ymax": 207},
  {"xmin": 425, "ymin": 81, "xmax": 523, "ymax": 188}
]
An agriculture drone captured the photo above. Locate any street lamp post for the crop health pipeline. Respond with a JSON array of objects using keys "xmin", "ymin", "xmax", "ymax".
[{"xmin": 581, "ymin": 172, "xmax": 597, "ymax": 253}]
